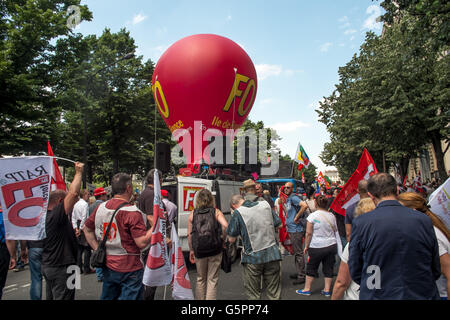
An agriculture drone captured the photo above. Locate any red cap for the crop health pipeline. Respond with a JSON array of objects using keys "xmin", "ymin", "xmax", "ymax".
[
  {"xmin": 93, "ymin": 187, "xmax": 106, "ymax": 197},
  {"xmin": 161, "ymin": 190, "xmax": 169, "ymax": 197}
]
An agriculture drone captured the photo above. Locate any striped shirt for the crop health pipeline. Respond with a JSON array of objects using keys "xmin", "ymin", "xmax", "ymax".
[{"xmin": 227, "ymin": 200, "xmax": 282, "ymax": 265}]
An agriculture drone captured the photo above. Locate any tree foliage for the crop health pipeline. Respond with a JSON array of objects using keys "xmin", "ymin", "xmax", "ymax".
[{"xmin": 317, "ymin": 2, "xmax": 449, "ymax": 181}]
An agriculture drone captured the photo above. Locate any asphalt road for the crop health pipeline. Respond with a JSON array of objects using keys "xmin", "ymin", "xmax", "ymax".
[{"xmin": 2, "ymin": 254, "xmax": 335, "ymax": 300}]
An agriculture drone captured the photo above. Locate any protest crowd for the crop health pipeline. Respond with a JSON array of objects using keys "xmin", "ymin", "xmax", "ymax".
[{"xmin": 0, "ymin": 154, "xmax": 449, "ymax": 301}]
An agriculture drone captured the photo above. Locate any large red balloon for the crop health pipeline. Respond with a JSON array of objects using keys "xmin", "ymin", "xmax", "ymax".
[{"xmin": 152, "ymin": 34, "xmax": 257, "ymax": 164}]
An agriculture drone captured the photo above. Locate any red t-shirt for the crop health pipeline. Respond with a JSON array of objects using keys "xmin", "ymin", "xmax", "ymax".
[{"xmin": 85, "ymin": 198, "xmax": 147, "ymax": 273}]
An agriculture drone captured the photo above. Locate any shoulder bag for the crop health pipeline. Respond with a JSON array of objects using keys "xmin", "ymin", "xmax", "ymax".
[{"xmin": 90, "ymin": 201, "xmax": 129, "ymax": 269}]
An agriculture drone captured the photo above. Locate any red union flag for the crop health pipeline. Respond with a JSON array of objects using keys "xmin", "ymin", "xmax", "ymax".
[
  {"xmin": 143, "ymin": 169, "xmax": 172, "ymax": 287},
  {"xmin": 47, "ymin": 141, "xmax": 67, "ymax": 191},
  {"xmin": 171, "ymin": 222, "xmax": 194, "ymax": 300},
  {"xmin": 330, "ymin": 149, "xmax": 378, "ymax": 216},
  {"xmin": 0, "ymin": 156, "xmax": 53, "ymax": 240}
]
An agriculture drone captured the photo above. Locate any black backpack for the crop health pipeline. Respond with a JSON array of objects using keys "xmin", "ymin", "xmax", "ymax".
[{"xmin": 191, "ymin": 207, "xmax": 223, "ymax": 259}]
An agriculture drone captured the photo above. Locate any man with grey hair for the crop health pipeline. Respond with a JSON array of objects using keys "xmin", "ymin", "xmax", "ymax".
[
  {"xmin": 84, "ymin": 173, "xmax": 152, "ymax": 300},
  {"xmin": 345, "ymin": 179, "xmax": 369, "ymax": 242},
  {"xmin": 348, "ymin": 173, "xmax": 441, "ymax": 300}
]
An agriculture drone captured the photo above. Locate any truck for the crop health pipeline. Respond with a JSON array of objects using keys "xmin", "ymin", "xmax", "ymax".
[{"xmin": 161, "ymin": 176, "xmax": 245, "ymax": 261}]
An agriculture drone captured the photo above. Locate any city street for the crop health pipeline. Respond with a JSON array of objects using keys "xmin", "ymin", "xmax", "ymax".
[{"xmin": 2, "ymin": 255, "xmax": 333, "ymax": 300}]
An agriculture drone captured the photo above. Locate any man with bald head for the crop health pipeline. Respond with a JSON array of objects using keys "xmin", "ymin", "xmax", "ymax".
[
  {"xmin": 284, "ymin": 181, "xmax": 309, "ymax": 285},
  {"xmin": 345, "ymin": 179, "xmax": 369, "ymax": 242}
]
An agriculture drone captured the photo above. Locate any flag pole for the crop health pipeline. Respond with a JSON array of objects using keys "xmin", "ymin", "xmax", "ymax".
[
  {"xmin": 163, "ymin": 285, "xmax": 167, "ymax": 300},
  {"xmin": 51, "ymin": 156, "xmax": 77, "ymax": 164}
]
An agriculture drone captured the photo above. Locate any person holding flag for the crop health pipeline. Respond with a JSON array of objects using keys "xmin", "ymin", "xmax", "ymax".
[
  {"xmin": 294, "ymin": 143, "xmax": 311, "ymax": 171},
  {"xmin": 84, "ymin": 173, "xmax": 153, "ymax": 300}
]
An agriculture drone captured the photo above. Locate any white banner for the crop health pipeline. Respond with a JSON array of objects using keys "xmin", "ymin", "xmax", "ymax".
[
  {"xmin": 428, "ymin": 178, "xmax": 450, "ymax": 230},
  {"xmin": 143, "ymin": 169, "xmax": 172, "ymax": 287},
  {"xmin": 0, "ymin": 156, "xmax": 53, "ymax": 240}
]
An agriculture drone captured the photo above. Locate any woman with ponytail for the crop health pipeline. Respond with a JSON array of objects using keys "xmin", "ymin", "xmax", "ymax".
[{"xmin": 398, "ymin": 192, "xmax": 450, "ymax": 300}]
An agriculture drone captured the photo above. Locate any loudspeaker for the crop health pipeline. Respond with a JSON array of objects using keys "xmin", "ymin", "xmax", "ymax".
[{"xmin": 155, "ymin": 142, "xmax": 171, "ymax": 173}]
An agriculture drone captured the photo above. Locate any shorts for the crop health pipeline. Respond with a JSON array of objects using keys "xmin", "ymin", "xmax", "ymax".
[{"xmin": 306, "ymin": 244, "xmax": 337, "ymax": 278}]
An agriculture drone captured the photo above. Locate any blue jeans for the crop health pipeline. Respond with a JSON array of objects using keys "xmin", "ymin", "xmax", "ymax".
[
  {"xmin": 96, "ymin": 267, "xmax": 104, "ymax": 281},
  {"xmin": 100, "ymin": 268, "xmax": 144, "ymax": 300},
  {"xmin": 28, "ymin": 248, "xmax": 43, "ymax": 300}
]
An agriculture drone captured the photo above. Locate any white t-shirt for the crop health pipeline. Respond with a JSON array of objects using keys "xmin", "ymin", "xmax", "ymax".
[
  {"xmin": 340, "ymin": 243, "xmax": 360, "ymax": 300},
  {"xmin": 306, "ymin": 210, "xmax": 337, "ymax": 248},
  {"xmin": 434, "ymin": 226, "xmax": 449, "ymax": 298}
]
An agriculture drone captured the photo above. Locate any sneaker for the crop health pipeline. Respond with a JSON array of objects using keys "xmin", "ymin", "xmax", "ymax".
[
  {"xmin": 321, "ymin": 290, "xmax": 331, "ymax": 297},
  {"xmin": 289, "ymin": 274, "xmax": 299, "ymax": 279},
  {"xmin": 295, "ymin": 289, "xmax": 311, "ymax": 296}
]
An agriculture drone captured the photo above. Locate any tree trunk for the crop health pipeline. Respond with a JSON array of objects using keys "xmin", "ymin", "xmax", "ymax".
[{"xmin": 430, "ymin": 130, "xmax": 448, "ymax": 181}]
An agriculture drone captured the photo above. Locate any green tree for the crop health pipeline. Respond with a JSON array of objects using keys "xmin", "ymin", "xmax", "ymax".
[{"xmin": 0, "ymin": 0, "xmax": 91, "ymax": 156}]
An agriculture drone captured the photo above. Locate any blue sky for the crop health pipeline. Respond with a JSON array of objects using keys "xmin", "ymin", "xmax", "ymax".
[{"xmin": 77, "ymin": 0, "xmax": 384, "ymax": 173}]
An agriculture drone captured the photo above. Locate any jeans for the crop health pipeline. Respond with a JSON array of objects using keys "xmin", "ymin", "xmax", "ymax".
[
  {"xmin": 96, "ymin": 268, "xmax": 104, "ymax": 281},
  {"xmin": 101, "ymin": 267, "xmax": 144, "ymax": 300},
  {"xmin": 28, "ymin": 247, "xmax": 43, "ymax": 300},
  {"xmin": 76, "ymin": 245, "xmax": 91, "ymax": 273}
]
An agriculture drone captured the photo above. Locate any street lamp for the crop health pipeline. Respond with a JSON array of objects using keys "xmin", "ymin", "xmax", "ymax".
[{"xmin": 82, "ymin": 52, "xmax": 135, "ymax": 189}]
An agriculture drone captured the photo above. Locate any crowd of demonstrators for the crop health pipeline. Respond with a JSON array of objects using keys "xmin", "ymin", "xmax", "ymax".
[
  {"xmin": 349, "ymin": 173, "xmax": 441, "ymax": 300},
  {"xmin": 345, "ymin": 180, "xmax": 369, "ymax": 243},
  {"xmin": 188, "ymin": 189, "xmax": 228, "ymax": 300}
]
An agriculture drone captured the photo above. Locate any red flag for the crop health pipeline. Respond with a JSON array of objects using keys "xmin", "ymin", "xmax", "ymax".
[
  {"xmin": 47, "ymin": 141, "xmax": 67, "ymax": 191},
  {"xmin": 414, "ymin": 171, "xmax": 424, "ymax": 193},
  {"xmin": 403, "ymin": 175, "xmax": 410, "ymax": 188},
  {"xmin": 301, "ymin": 172, "xmax": 305, "ymax": 184},
  {"xmin": 277, "ymin": 187, "xmax": 293, "ymax": 255},
  {"xmin": 330, "ymin": 148, "xmax": 378, "ymax": 216}
]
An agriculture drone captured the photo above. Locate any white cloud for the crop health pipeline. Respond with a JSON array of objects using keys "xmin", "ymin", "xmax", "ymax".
[
  {"xmin": 339, "ymin": 43, "xmax": 345, "ymax": 47},
  {"xmin": 362, "ymin": 5, "xmax": 382, "ymax": 30},
  {"xmin": 344, "ymin": 29, "xmax": 357, "ymax": 35},
  {"xmin": 255, "ymin": 64, "xmax": 282, "ymax": 80},
  {"xmin": 269, "ymin": 121, "xmax": 311, "ymax": 133},
  {"xmin": 132, "ymin": 13, "xmax": 147, "ymax": 25},
  {"xmin": 350, "ymin": 36, "xmax": 355, "ymax": 41},
  {"xmin": 227, "ymin": 15, "xmax": 232, "ymax": 21},
  {"xmin": 338, "ymin": 16, "xmax": 348, "ymax": 23},
  {"xmin": 255, "ymin": 64, "xmax": 302, "ymax": 80},
  {"xmin": 319, "ymin": 42, "xmax": 333, "ymax": 52}
]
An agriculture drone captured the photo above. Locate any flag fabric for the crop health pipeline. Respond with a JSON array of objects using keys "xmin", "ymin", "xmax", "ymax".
[
  {"xmin": 403, "ymin": 175, "xmax": 410, "ymax": 188},
  {"xmin": 315, "ymin": 180, "xmax": 320, "ymax": 195},
  {"xmin": 428, "ymin": 177, "xmax": 450, "ymax": 230},
  {"xmin": 277, "ymin": 187, "xmax": 293, "ymax": 255},
  {"xmin": 294, "ymin": 143, "xmax": 311, "ymax": 168},
  {"xmin": 171, "ymin": 222, "xmax": 194, "ymax": 300},
  {"xmin": 47, "ymin": 141, "xmax": 67, "ymax": 191},
  {"xmin": 0, "ymin": 156, "xmax": 53, "ymax": 240},
  {"xmin": 414, "ymin": 171, "xmax": 425, "ymax": 193},
  {"xmin": 330, "ymin": 148, "xmax": 378, "ymax": 216},
  {"xmin": 301, "ymin": 172, "xmax": 305, "ymax": 184},
  {"xmin": 317, "ymin": 172, "xmax": 326, "ymax": 188},
  {"xmin": 143, "ymin": 169, "xmax": 173, "ymax": 287}
]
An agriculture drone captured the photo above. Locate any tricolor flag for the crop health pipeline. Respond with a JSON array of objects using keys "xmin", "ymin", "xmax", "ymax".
[
  {"xmin": 143, "ymin": 169, "xmax": 173, "ymax": 287},
  {"xmin": 330, "ymin": 148, "xmax": 378, "ymax": 216},
  {"xmin": 171, "ymin": 222, "xmax": 194, "ymax": 300},
  {"xmin": 47, "ymin": 141, "xmax": 67, "ymax": 191},
  {"xmin": 294, "ymin": 143, "xmax": 310, "ymax": 168}
]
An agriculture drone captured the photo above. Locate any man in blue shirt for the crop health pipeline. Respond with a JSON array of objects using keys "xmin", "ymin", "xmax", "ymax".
[
  {"xmin": 348, "ymin": 173, "xmax": 441, "ymax": 300},
  {"xmin": 284, "ymin": 182, "xmax": 308, "ymax": 285}
]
